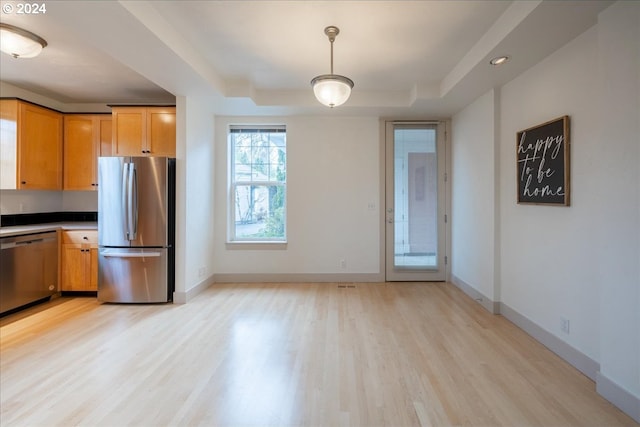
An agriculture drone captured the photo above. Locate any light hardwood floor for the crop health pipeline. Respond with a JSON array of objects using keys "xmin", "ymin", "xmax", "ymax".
[{"xmin": 0, "ymin": 282, "xmax": 636, "ymax": 427}]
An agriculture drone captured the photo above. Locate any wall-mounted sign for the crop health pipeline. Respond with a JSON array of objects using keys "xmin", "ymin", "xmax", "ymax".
[{"xmin": 516, "ymin": 116, "xmax": 570, "ymax": 206}]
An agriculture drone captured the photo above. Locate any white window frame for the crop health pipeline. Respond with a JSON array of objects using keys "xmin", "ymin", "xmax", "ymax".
[{"xmin": 228, "ymin": 125, "xmax": 287, "ymax": 243}]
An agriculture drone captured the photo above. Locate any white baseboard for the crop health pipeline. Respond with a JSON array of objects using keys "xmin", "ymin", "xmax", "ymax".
[
  {"xmin": 451, "ymin": 277, "xmax": 638, "ymax": 423},
  {"xmin": 596, "ymin": 371, "xmax": 640, "ymax": 423},
  {"xmin": 172, "ymin": 275, "xmax": 215, "ymax": 304},
  {"xmin": 213, "ymin": 272, "xmax": 384, "ymax": 283},
  {"xmin": 450, "ymin": 274, "xmax": 599, "ymax": 381},
  {"xmin": 450, "ymin": 274, "xmax": 499, "ymax": 314},
  {"xmin": 498, "ymin": 302, "xmax": 599, "ymax": 381}
]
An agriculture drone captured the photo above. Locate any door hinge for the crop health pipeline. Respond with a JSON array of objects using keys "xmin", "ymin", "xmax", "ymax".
[
  {"xmin": 444, "ymin": 214, "xmax": 448, "ymax": 223},
  {"xmin": 445, "ymin": 256, "xmax": 448, "ymax": 265},
  {"xmin": 444, "ymin": 172, "xmax": 448, "ymax": 182}
]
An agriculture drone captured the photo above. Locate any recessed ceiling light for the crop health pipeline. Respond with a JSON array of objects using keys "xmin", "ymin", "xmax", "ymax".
[{"xmin": 490, "ymin": 55, "xmax": 510, "ymax": 66}]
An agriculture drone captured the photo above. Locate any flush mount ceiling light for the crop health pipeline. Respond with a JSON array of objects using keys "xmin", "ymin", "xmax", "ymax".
[
  {"xmin": 0, "ymin": 23, "xmax": 47, "ymax": 58},
  {"xmin": 310, "ymin": 26, "xmax": 354, "ymax": 108},
  {"xmin": 489, "ymin": 55, "xmax": 510, "ymax": 66}
]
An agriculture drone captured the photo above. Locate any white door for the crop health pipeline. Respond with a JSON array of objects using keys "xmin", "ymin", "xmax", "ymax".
[{"xmin": 385, "ymin": 121, "xmax": 447, "ymax": 281}]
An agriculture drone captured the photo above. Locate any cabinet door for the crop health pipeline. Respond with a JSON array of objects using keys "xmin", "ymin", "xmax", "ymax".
[
  {"xmin": 147, "ymin": 107, "xmax": 176, "ymax": 156},
  {"xmin": 64, "ymin": 115, "xmax": 98, "ymax": 190},
  {"xmin": 61, "ymin": 244, "xmax": 86, "ymax": 291},
  {"xmin": 89, "ymin": 247, "xmax": 98, "ymax": 291},
  {"xmin": 61, "ymin": 231, "xmax": 98, "ymax": 292},
  {"xmin": 18, "ymin": 102, "xmax": 63, "ymax": 189},
  {"xmin": 112, "ymin": 107, "xmax": 145, "ymax": 156},
  {"xmin": 99, "ymin": 116, "xmax": 113, "ymax": 156}
]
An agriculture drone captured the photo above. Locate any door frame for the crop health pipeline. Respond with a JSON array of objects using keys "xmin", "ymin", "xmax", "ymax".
[{"xmin": 381, "ymin": 120, "xmax": 451, "ymax": 282}]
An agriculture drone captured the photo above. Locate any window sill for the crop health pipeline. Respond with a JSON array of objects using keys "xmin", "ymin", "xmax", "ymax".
[{"xmin": 225, "ymin": 241, "xmax": 287, "ymax": 250}]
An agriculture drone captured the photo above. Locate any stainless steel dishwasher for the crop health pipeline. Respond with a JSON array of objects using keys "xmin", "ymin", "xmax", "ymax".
[{"xmin": 0, "ymin": 231, "xmax": 58, "ymax": 315}]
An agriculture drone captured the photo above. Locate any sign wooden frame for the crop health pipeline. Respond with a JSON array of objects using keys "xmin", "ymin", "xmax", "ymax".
[{"xmin": 516, "ymin": 116, "xmax": 570, "ymax": 206}]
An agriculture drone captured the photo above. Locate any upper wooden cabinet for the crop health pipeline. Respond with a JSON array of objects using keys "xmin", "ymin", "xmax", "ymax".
[
  {"xmin": 63, "ymin": 115, "xmax": 112, "ymax": 191},
  {"xmin": 0, "ymin": 99, "xmax": 63, "ymax": 190},
  {"xmin": 111, "ymin": 106, "xmax": 175, "ymax": 157}
]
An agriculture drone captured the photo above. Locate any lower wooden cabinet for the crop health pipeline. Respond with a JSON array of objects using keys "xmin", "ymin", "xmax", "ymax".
[{"xmin": 61, "ymin": 230, "xmax": 98, "ymax": 292}]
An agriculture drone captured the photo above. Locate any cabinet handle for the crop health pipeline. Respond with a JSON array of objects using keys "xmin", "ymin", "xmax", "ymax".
[
  {"xmin": 21, "ymin": 181, "xmax": 26, "ymax": 184},
  {"xmin": 83, "ymin": 236, "xmax": 88, "ymax": 240}
]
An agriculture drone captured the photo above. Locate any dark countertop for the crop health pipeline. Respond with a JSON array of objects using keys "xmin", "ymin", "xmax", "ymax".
[{"xmin": 0, "ymin": 222, "xmax": 97, "ymax": 238}]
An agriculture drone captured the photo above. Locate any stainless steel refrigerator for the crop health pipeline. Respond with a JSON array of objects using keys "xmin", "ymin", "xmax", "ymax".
[{"xmin": 98, "ymin": 157, "xmax": 175, "ymax": 303}]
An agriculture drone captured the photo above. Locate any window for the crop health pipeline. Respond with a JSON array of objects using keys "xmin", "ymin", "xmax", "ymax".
[{"xmin": 229, "ymin": 125, "xmax": 286, "ymax": 242}]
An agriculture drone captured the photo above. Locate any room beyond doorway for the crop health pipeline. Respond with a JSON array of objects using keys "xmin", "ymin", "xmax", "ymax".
[{"xmin": 385, "ymin": 121, "xmax": 448, "ymax": 281}]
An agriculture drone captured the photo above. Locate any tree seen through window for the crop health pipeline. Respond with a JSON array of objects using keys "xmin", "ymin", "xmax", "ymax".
[{"xmin": 230, "ymin": 126, "xmax": 286, "ymax": 241}]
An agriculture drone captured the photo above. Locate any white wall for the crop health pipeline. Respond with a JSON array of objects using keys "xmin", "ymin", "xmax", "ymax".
[
  {"xmin": 213, "ymin": 115, "xmax": 381, "ymax": 280},
  {"xmin": 0, "ymin": 190, "xmax": 62, "ymax": 214},
  {"xmin": 173, "ymin": 96, "xmax": 216, "ymax": 300},
  {"xmin": 451, "ymin": 90, "xmax": 497, "ymax": 302},
  {"xmin": 594, "ymin": 1, "xmax": 639, "ymax": 417},
  {"xmin": 500, "ymin": 24, "xmax": 601, "ymax": 365},
  {"xmin": 0, "ymin": 81, "xmax": 110, "ymax": 113},
  {"xmin": 451, "ymin": 1, "xmax": 639, "ymax": 419}
]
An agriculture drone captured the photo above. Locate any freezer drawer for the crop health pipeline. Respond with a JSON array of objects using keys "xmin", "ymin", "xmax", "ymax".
[{"xmin": 98, "ymin": 248, "xmax": 169, "ymax": 303}]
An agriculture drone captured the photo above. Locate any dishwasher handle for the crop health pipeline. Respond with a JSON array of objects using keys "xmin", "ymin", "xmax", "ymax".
[
  {"xmin": 1, "ymin": 236, "xmax": 56, "ymax": 250},
  {"xmin": 16, "ymin": 238, "xmax": 44, "ymax": 245}
]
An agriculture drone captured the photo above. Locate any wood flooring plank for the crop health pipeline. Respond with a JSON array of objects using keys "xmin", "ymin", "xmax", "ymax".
[{"xmin": 0, "ymin": 282, "xmax": 637, "ymax": 427}]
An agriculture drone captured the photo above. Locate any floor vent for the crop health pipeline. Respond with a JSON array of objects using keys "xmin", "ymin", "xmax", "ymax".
[{"xmin": 337, "ymin": 285, "xmax": 356, "ymax": 288}]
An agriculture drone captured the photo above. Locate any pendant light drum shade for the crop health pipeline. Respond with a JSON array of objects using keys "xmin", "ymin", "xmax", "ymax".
[
  {"xmin": 0, "ymin": 23, "xmax": 47, "ymax": 58},
  {"xmin": 311, "ymin": 26, "xmax": 353, "ymax": 108},
  {"xmin": 311, "ymin": 74, "xmax": 354, "ymax": 108}
]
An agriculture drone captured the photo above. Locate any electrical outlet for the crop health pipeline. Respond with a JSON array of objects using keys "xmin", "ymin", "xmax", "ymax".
[
  {"xmin": 560, "ymin": 317, "xmax": 570, "ymax": 334},
  {"xmin": 339, "ymin": 258, "xmax": 347, "ymax": 269}
]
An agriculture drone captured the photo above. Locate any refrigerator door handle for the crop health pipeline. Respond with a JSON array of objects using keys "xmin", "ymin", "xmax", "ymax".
[
  {"xmin": 130, "ymin": 164, "xmax": 138, "ymax": 240},
  {"xmin": 122, "ymin": 163, "xmax": 130, "ymax": 240},
  {"xmin": 127, "ymin": 163, "xmax": 138, "ymax": 240}
]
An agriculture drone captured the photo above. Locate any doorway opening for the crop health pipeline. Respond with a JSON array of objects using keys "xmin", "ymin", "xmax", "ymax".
[{"xmin": 385, "ymin": 121, "xmax": 448, "ymax": 281}]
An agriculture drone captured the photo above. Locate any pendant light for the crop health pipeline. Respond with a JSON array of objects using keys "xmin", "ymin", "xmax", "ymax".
[
  {"xmin": 310, "ymin": 26, "xmax": 354, "ymax": 108},
  {"xmin": 0, "ymin": 23, "xmax": 47, "ymax": 58}
]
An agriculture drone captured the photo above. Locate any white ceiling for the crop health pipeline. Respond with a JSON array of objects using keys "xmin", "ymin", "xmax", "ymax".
[{"xmin": 0, "ymin": 0, "xmax": 613, "ymax": 117}]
